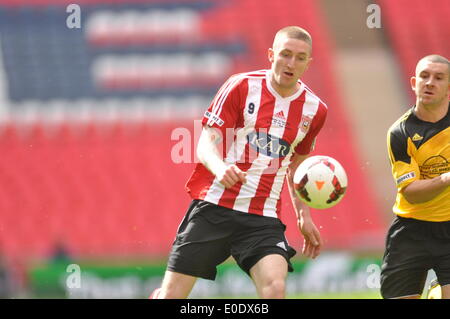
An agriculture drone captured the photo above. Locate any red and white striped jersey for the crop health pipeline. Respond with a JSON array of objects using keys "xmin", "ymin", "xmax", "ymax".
[{"xmin": 186, "ymin": 69, "xmax": 328, "ymax": 218}]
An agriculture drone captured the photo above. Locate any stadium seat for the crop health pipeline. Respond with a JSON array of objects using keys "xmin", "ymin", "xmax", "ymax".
[
  {"xmin": 378, "ymin": 0, "xmax": 449, "ymax": 101},
  {"xmin": 0, "ymin": 0, "xmax": 394, "ymax": 263}
]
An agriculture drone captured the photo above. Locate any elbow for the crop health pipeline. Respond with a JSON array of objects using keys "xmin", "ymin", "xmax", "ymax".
[
  {"xmin": 402, "ymin": 194, "xmax": 422, "ymax": 205},
  {"xmin": 402, "ymin": 189, "xmax": 429, "ymax": 205},
  {"xmin": 401, "ymin": 182, "xmax": 422, "ymax": 204},
  {"xmin": 196, "ymin": 147, "xmax": 207, "ymax": 167},
  {"xmin": 196, "ymin": 134, "xmax": 208, "ymax": 165},
  {"xmin": 196, "ymin": 147, "xmax": 203, "ymax": 163}
]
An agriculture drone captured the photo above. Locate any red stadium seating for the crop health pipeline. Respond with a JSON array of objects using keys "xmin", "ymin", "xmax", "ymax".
[
  {"xmin": 0, "ymin": 118, "xmax": 384, "ymax": 262},
  {"xmin": 0, "ymin": 0, "xmax": 390, "ymax": 264},
  {"xmin": 378, "ymin": 0, "xmax": 450, "ymax": 102}
]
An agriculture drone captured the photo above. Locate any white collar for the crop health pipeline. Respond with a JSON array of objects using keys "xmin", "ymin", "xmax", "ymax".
[{"xmin": 265, "ymin": 70, "xmax": 305, "ymax": 101}]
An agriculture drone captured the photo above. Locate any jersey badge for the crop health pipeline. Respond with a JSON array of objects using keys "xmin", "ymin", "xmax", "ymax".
[
  {"xmin": 412, "ymin": 133, "xmax": 423, "ymax": 142},
  {"xmin": 300, "ymin": 115, "xmax": 313, "ymax": 133}
]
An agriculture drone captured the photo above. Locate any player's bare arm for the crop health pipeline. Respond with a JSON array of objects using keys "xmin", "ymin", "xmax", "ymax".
[
  {"xmin": 197, "ymin": 125, "xmax": 247, "ymax": 189},
  {"xmin": 402, "ymin": 171, "xmax": 450, "ymax": 204},
  {"xmin": 286, "ymin": 153, "xmax": 322, "ymax": 259}
]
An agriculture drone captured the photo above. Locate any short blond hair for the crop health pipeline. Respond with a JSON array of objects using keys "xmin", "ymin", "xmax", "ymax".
[
  {"xmin": 273, "ymin": 26, "xmax": 312, "ymax": 50},
  {"xmin": 416, "ymin": 54, "xmax": 449, "ymax": 77}
]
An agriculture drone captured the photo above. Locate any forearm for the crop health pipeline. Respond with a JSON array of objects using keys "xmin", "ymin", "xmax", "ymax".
[
  {"xmin": 197, "ymin": 127, "xmax": 227, "ymax": 176},
  {"xmin": 197, "ymin": 126, "xmax": 246, "ymax": 188},
  {"xmin": 402, "ymin": 172, "xmax": 450, "ymax": 204},
  {"xmin": 286, "ymin": 170, "xmax": 312, "ymax": 221},
  {"xmin": 287, "ymin": 171, "xmax": 321, "ymax": 255}
]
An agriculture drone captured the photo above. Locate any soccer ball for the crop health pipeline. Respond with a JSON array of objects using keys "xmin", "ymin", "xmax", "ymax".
[{"xmin": 293, "ymin": 155, "xmax": 348, "ymax": 209}]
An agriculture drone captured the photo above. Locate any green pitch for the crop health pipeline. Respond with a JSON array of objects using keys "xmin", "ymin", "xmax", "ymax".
[
  {"xmin": 215, "ymin": 290, "xmax": 382, "ymax": 299},
  {"xmin": 288, "ymin": 291, "xmax": 382, "ymax": 299}
]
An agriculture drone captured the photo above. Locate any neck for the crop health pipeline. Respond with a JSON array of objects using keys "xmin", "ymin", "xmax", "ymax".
[
  {"xmin": 270, "ymin": 76, "xmax": 300, "ymax": 98},
  {"xmin": 414, "ymin": 100, "xmax": 449, "ymax": 123}
]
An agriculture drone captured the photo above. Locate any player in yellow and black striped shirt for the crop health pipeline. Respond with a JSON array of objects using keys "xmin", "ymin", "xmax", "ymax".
[{"xmin": 380, "ymin": 55, "xmax": 450, "ymax": 299}]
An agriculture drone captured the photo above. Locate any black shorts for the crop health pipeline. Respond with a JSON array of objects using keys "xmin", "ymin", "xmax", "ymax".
[
  {"xmin": 380, "ymin": 216, "xmax": 450, "ymax": 299},
  {"xmin": 166, "ymin": 200, "xmax": 296, "ymax": 281}
]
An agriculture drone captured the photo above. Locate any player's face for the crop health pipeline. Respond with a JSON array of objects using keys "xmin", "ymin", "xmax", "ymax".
[
  {"xmin": 268, "ymin": 36, "xmax": 312, "ymax": 95},
  {"xmin": 411, "ymin": 60, "xmax": 449, "ymax": 107}
]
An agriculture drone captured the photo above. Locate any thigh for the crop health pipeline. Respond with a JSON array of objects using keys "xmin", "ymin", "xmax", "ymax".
[
  {"xmin": 231, "ymin": 214, "xmax": 296, "ymax": 277},
  {"xmin": 380, "ymin": 217, "xmax": 432, "ymax": 299},
  {"xmin": 167, "ymin": 200, "xmax": 233, "ymax": 280},
  {"xmin": 441, "ymin": 284, "xmax": 450, "ymax": 299},
  {"xmin": 250, "ymin": 254, "xmax": 288, "ymax": 285},
  {"xmin": 160, "ymin": 270, "xmax": 197, "ymax": 299}
]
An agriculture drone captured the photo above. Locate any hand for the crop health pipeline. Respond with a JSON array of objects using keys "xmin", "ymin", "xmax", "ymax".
[
  {"xmin": 216, "ymin": 164, "xmax": 247, "ymax": 189},
  {"xmin": 298, "ymin": 217, "xmax": 322, "ymax": 259}
]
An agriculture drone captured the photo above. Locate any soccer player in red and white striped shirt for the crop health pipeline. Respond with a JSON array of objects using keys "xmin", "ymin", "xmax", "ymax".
[{"xmin": 151, "ymin": 26, "xmax": 327, "ymax": 299}]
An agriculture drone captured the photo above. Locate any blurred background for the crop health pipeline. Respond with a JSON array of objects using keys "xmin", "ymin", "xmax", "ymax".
[{"xmin": 0, "ymin": 0, "xmax": 448, "ymax": 298}]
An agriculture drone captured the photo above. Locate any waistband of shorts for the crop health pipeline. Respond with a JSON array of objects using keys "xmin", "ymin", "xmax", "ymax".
[{"xmin": 396, "ymin": 215, "xmax": 450, "ymax": 226}]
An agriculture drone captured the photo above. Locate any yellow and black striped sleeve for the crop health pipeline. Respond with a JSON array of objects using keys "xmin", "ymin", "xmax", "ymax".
[{"xmin": 387, "ymin": 111, "xmax": 420, "ymax": 192}]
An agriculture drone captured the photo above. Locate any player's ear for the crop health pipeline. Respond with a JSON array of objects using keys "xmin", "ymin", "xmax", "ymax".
[
  {"xmin": 305, "ymin": 56, "xmax": 313, "ymax": 70},
  {"xmin": 410, "ymin": 76, "xmax": 416, "ymax": 92},
  {"xmin": 268, "ymin": 48, "xmax": 274, "ymax": 64}
]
